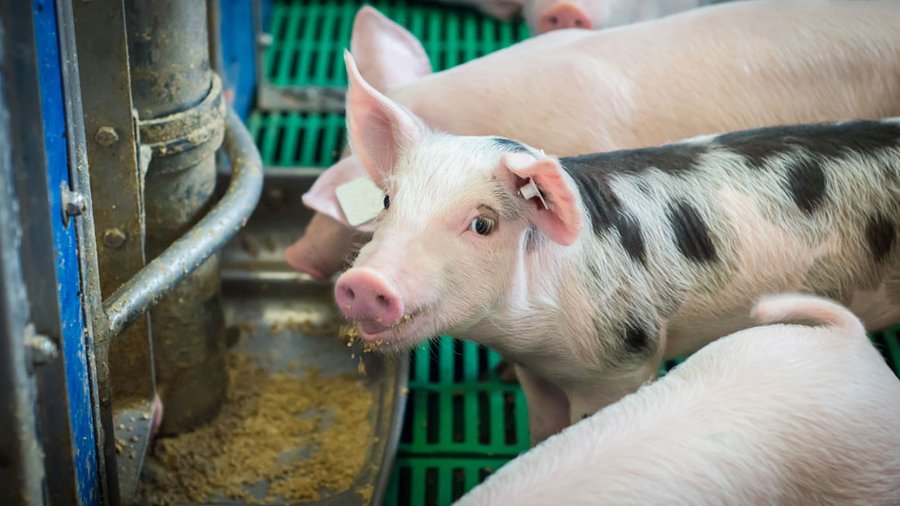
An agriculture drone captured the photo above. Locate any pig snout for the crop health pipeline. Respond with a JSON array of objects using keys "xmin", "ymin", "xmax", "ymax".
[
  {"xmin": 335, "ymin": 268, "xmax": 405, "ymax": 331},
  {"xmin": 538, "ymin": 2, "xmax": 594, "ymax": 33}
]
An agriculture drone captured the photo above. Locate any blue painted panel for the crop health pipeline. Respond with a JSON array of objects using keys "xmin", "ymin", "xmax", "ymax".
[
  {"xmin": 219, "ymin": 0, "xmax": 261, "ymax": 120},
  {"xmin": 33, "ymin": 0, "xmax": 99, "ymax": 504}
]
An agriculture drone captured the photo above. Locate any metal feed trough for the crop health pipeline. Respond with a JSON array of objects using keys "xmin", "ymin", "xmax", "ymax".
[{"xmin": 0, "ymin": 0, "xmax": 406, "ymax": 504}]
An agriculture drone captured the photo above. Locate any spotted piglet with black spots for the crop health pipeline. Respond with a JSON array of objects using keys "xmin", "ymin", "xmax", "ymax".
[{"xmin": 334, "ymin": 51, "xmax": 900, "ymax": 444}]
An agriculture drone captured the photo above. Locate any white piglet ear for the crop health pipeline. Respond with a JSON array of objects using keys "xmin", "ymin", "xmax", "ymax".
[
  {"xmin": 501, "ymin": 152, "xmax": 583, "ymax": 246},
  {"xmin": 344, "ymin": 50, "xmax": 423, "ymax": 188}
]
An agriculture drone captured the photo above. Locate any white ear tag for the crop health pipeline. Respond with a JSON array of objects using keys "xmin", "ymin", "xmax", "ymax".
[
  {"xmin": 335, "ymin": 176, "xmax": 385, "ymax": 226},
  {"xmin": 518, "ymin": 178, "xmax": 548, "ymax": 209}
]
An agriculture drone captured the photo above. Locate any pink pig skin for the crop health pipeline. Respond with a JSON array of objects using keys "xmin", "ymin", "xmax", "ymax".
[
  {"xmin": 284, "ymin": 157, "xmax": 378, "ymax": 281},
  {"xmin": 453, "ymin": 294, "xmax": 900, "ymax": 506},
  {"xmin": 287, "ymin": 1, "xmax": 900, "ymax": 283}
]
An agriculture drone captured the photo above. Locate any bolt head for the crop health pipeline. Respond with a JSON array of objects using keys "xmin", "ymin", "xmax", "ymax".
[
  {"xmin": 95, "ymin": 126, "xmax": 119, "ymax": 146},
  {"xmin": 25, "ymin": 333, "xmax": 58, "ymax": 365},
  {"xmin": 103, "ymin": 228, "xmax": 128, "ymax": 248},
  {"xmin": 64, "ymin": 192, "xmax": 87, "ymax": 217}
]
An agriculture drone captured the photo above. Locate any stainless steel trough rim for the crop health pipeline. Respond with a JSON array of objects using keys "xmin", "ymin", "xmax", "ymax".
[{"xmin": 102, "ymin": 108, "xmax": 264, "ymax": 339}]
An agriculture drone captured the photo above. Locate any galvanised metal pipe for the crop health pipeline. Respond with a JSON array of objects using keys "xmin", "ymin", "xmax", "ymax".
[{"xmin": 102, "ymin": 108, "xmax": 262, "ymax": 363}]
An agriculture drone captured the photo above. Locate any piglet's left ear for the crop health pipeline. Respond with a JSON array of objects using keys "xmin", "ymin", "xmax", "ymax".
[
  {"xmin": 501, "ymin": 152, "xmax": 583, "ymax": 246},
  {"xmin": 344, "ymin": 50, "xmax": 425, "ymax": 188}
]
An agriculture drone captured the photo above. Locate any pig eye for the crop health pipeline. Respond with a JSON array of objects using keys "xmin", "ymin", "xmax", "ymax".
[
  {"xmin": 469, "ymin": 217, "xmax": 495, "ymax": 236},
  {"xmin": 383, "ymin": 194, "xmax": 390, "ymax": 209}
]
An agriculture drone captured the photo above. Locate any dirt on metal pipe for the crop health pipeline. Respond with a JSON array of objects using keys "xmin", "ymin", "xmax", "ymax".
[{"xmin": 124, "ymin": 0, "xmax": 227, "ymax": 435}]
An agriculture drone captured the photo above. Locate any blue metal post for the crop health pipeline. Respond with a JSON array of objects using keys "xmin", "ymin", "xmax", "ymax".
[{"xmin": 33, "ymin": 0, "xmax": 100, "ymax": 503}]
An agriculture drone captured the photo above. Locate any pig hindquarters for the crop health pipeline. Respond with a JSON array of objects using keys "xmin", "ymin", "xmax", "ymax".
[
  {"xmin": 334, "ymin": 51, "xmax": 900, "ymax": 443},
  {"xmin": 454, "ymin": 294, "xmax": 900, "ymax": 506}
]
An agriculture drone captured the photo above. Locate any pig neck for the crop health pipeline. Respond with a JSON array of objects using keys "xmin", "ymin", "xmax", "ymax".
[{"xmin": 462, "ymin": 228, "xmax": 651, "ymax": 387}]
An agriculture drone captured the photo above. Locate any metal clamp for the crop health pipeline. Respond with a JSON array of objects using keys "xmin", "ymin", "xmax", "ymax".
[
  {"xmin": 102, "ymin": 108, "xmax": 263, "ymax": 339},
  {"xmin": 138, "ymin": 73, "xmax": 227, "ymax": 173}
]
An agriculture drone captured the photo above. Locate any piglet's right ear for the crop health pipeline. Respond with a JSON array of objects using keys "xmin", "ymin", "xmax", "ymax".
[
  {"xmin": 344, "ymin": 50, "xmax": 425, "ymax": 188},
  {"xmin": 502, "ymin": 152, "xmax": 583, "ymax": 246}
]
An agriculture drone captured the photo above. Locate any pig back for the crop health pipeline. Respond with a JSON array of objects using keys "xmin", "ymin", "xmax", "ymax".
[{"xmin": 394, "ymin": 0, "xmax": 900, "ymax": 157}]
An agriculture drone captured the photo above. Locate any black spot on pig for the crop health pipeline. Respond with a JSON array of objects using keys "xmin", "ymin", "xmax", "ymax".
[
  {"xmin": 562, "ymin": 142, "xmax": 707, "ymax": 177},
  {"xmin": 866, "ymin": 214, "xmax": 896, "ymax": 263},
  {"xmin": 616, "ymin": 212, "xmax": 646, "ymax": 266},
  {"xmin": 493, "ymin": 137, "xmax": 531, "ymax": 153},
  {"xmin": 716, "ymin": 120, "xmax": 900, "ymax": 170},
  {"xmin": 564, "ymin": 167, "xmax": 621, "ymax": 233},
  {"xmin": 564, "ymin": 168, "xmax": 646, "ymax": 266},
  {"xmin": 561, "ymin": 143, "xmax": 708, "ymax": 236},
  {"xmin": 785, "ymin": 158, "xmax": 827, "ymax": 213},
  {"xmin": 621, "ymin": 321, "xmax": 650, "ymax": 353},
  {"xmin": 668, "ymin": 200, "xmax": 717, "ymax": 263}
]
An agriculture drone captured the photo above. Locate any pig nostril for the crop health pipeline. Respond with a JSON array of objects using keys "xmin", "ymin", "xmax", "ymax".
[
  {"xmin": 341, "ymin": 286, "xmax": 356, "ymax": 302},
  {"xmin": 376, "ymin": 294, "xmax": 390, "ymax": 308},
  {"xmin": 548, "ymin": 15, "xmax": 558, "ymax": 25},
  {"xmin": 574, "ymin": 19, "xmax": 583, "ymax": 26}
]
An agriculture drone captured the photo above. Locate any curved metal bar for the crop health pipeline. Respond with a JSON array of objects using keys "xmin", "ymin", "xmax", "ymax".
[{"xmin": 103, "ymin": 109, "xmax": 263, "ymax": 338}]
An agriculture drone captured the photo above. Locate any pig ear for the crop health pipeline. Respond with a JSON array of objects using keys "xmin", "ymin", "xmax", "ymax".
[
  {"xmin": 344, "ymin": 50, "xmax": 425, "ymax": 187},
  {"xmin": 302, "ymin": 156, "xmax": 378, "ymax": 233},
  {"xmin": 501, "ymin": 152, "xmax": 583, "ymax": 246},
  {"xmin": 350, "ymin": 6, "xmax": 432, "ymax": 91}
]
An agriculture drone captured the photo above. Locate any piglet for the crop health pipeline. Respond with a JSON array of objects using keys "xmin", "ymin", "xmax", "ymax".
[
  {"xmin": 287, "ymin": 2, "xmax": 900, "ymax": 283},
  {"xmin": 454, "ymin": 294, "xmax": 900, "ymax": 506},
  {"xmin": 334, "ymin": 50, "xmax": 900, "ymax": 444}
]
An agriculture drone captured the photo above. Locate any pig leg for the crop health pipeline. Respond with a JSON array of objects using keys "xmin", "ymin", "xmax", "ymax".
[
  {"xmin": 514, "ymin": 364, "xmax": 570, "ymax": 445},
  {"xmin": 283, "ymin": 213, "xmax": 372, "ymax": 283}
]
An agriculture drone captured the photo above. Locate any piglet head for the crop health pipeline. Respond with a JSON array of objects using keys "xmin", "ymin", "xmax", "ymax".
[{"xmin": 334, "ymin": 51, "xmax": 584, "ymax": 347}]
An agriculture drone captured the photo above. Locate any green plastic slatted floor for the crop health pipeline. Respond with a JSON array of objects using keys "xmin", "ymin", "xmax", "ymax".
[{"xmin": 248, "ymin": 1, "xmax": 900, "ymax": 505}]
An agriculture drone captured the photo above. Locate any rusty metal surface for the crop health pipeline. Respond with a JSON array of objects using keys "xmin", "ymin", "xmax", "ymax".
[
  {"xmin": 72, "ymin": 0, "xmax": 158, "ymax": 501},
  {"xmin": 56, "ymin": 0, "xmax": 117, "ymax": 501},
  {"xmin": 138, "ymin": 74, "xmax": 226, "ymax": 174},
  {"xmin": 124, "ymin": 0, "xmax": 229, "ymax": 437},
  {"xmin": 124, "ymin": 0, "xmax": 213, "ymax": 120}
]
